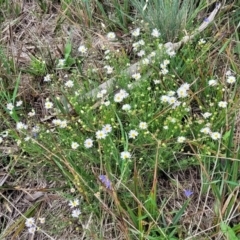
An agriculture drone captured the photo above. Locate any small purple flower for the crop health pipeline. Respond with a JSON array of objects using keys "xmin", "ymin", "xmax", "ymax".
[
  {"xmin": 204, "ymin": 17, "xmax": 209, "ymax": 22},
  {"xmin": 99, "ymin": 175, "xmax": 111, "ymax": 189},
  {"xmin": 32, "ymin": 132, "xmax": 38, "ymax": 138},
  {"xmin": 184, "ymin": 189, "xmax": 193, "ymax": 198}
]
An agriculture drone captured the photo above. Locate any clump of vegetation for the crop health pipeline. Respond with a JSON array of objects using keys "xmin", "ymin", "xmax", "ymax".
[
  {"xmin": 130, "ymin": 0, "xmax": 199, "ymax": 41},
  {"xmin": 0, "ymin": 0, "xmax": 240, "ymax": 239}
]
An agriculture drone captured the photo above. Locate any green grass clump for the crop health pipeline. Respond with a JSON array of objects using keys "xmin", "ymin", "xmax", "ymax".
[{"xmin": 130, "ymin": 0, "xmax": 200, "ymax": 41}]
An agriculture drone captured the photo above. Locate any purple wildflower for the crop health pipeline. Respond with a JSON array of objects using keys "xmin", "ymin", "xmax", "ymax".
[
  {"xmin": 204, "ymin": 17, "xmax": 209, "ymax": 22},
  {"xmin": 32, "ymin": 132, "xmax": 38, "ymax": 138},
  {"xmin": 184, "ymin": 189, "xmax": 193, "ymax": 198},
  {"xmin": 99, "ymin": 175, "xmax": 112, "ymax": 189}
]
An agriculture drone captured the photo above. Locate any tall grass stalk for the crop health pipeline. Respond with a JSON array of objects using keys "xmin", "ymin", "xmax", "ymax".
[{"xmin": 96, "ymin": 0, "xmax": 133, "ymax": 31}]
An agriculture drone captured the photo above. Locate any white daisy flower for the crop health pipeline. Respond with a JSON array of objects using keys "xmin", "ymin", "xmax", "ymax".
[
  {"xmin": 218, "ymin": 101, "xmax": 227, "ymax": 108},
  {"xmin": 226, "ymin": 75, "xmax": 236, "ymax": 84},
  {"xmin": 151, "ymin": 28, "xmax": 161, "ymax": 38},
  {"xmin": 59, "ymin": 120, "xmax": 67, "ymax": 128},
  {"xmin": 181, "ymin": 83, "xmax": 190, "ymax": 90},
  {"xmin": 142, "ymin": 58, "xmax": 150, "ymax": 65},
  {"xmin": 132, "ymin": 42, "xmax": 140, "ymax": 50},
  {"xmin": 39, "ymin": 217, "xmax": 45, "ymax": 224},
  {"xmin": 172, "ymin": 101, "xmax": 181, "ymax": 109},
  {"xmin": 78, "ymin": 45, "xmax": 88, "ymax": 54},
  {"xmin": 163, "ymin": 59, "xmax": 170, "ymax": 65},
  {"xmin": 166, "ymin": 48, "xmax": 176, "ymax": 57},
  {"xmin": 44, "ymin": 74, "xmax": 51, "ymax": 82},
  {"xmin": 132, "ymin": 73, "xmax": 141, "ymax": 80},
  {"xmin": 0, "ymin": 131, "xmax": 8, "ymax": 138},
  {"xmin": 16, "ymin": 100, "xmax": 23, "ymax": 107},
  {"xmin": 200, "ymin": 127, "xmax": 211, "ymax": 134},
  {"xmin": 208, "ymin": 79, "xmax": 218, "ymax": 86},
  {"xmin": 71, "ymin": 209, "xmax": 81, "ymax": 218},
  {"xmin": 122, "ymin": 104, "xmax": 131, "ymax": 111},
  {"xmin": 160, "ymin": 63, "xmax": 167, "ymax": 69},
  {"xmin": 138, "ymin": 39, "xmax": 145, "ymax": 46},
  {"xmin": 102, "ymin": 124, "xmax": 112, "ymax": 134},
  {"xmin": 28, "ymin": 227, "xmax": 36, "ymax": 234},
  {"xmin": 202, "ymin": 112, "xmax": 212, "ymax": 119},
  {"xmin": 167, "ymin": 91, "xmax": 175, "ymax": 96},
  {"xmin": 150, "ymin": 51, "xmax": 156, "ymax": 57},
  {"xmin": 65, "ymin": 80, "xmax": 74, "ymax": 88},
  {"xmin": 170, "ymin": 118, "xmax": 176, "ymax": 123},
  {"xmin": 57, "ymin": 59, "xmax": 65, "ymax": 67},
  {"xmin": 24, "ymin": 136, "xmax": 31, "ymax": 142},
  {"xmin": 168, "ymin": 96, "xmax": 177, "ymax": 104},
  {"xmin": 177, "ymin": 136, "xmax": 186, "ymax": 143},
  {"xmin": 32, "ymin": 126, "xmax": 40, "ymax": 133},
  {"xmin": 71, "ymin": 142, "xmax": 79, "ymax": 149},
  {"xmin": 225, "ymin": 70, "xmax": 233, "ymax": 76},
  {"xmin": 160, "ymin": 68, "xmax": 168, "ymax": 75},
  {"xmin": 119, "ymin": 89, "xmax": 129, "ymax": 99},
  {"xmin": 103, "ymin": 65, "xmax": 114, "ymax": 74},
  {"xmin": 100, "ymin": 89, "xmax": 107, "ymax": 95},
  {"xmin": 96, "ymin": 130, "xmax": 107, "ymax": 139},
  {"xmin": 16, "ymin": 122, "xmax": 28, "ymax": 130},
  {"xmin": 177, "ymin": 87, "xmax": 188, "ymax": 98},
  {"xmin": 106, "ymin": 32, "xmax": 116, "ymax": 40},
  {"xmin": 25, "ymin": 218, "xmax": 35, "ymax": 228},
  {"xmin": 84, "ymin": 138, "xmax": 93, "ymax": 148},
  {"xmin": 210, "ymin": 132, "xmax": 221, "ymax": 140},
  {"xmin": 120, "ymin": 151, "xmax": 131, "ymax": 159},
  {"xmin": 198, "ymin": 38, "xmax": 206, "ymax": 45},
  {"xmin": 28, "ymin": 109, "xmax": 36, "ymax": 117},
  {"xmin": 137, "ymin": 50, "xmax": 145, "ymax": 57},
  {"xmin": 6, "ymin": 103, "xmax": 14, "ymax": 111},
  {"xmin": 129, "ymin": 130, "xmax": 139, "ymax": 139},
  {"xmin": 114, "ymin": 93, "xmax": 124, "ymax": 103},
  {"xmin": 132, "ymin": 28, "xmax": 140, "ymax": 37},
  {"xmin": 69, "ymin": 199, "xmax": 80, "ymax": 208},
  {"xmin": 52, "ymin": 119, "xmax": 61, "ymax": 126},
  {"xmin": 139, "ymin": 122, "xmax": 148, "ymax": 129},
  {"xmin": 160, "ymin": 95, "xmax": 170, "ymax": 103},
  {"xmin": 97, "ymin": 89, "xmax": 107, "ymax": 98},
  {"xmin": 153, "ymin": 79, "xmax": 160, "ymax": 84},
  {"xmin": 45, "ymin": 100, "xmax": 53, "ymax": 109}
]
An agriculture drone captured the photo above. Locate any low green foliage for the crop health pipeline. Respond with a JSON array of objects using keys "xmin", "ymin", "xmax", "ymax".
[{"xmin": 220, "ymin": 222, "xmax": 239, "ymax": 240}]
